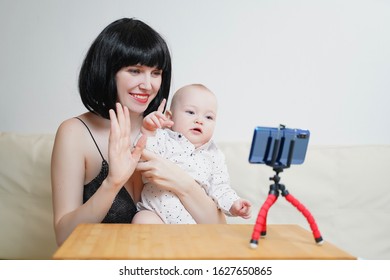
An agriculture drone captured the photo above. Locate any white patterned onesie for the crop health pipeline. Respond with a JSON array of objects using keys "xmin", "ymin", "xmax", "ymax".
[{"xmin": 137, "ymin": 128, "xmax": 240, "ymax": 224}]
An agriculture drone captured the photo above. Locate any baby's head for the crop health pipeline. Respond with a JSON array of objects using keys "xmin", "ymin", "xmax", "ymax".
[{"xmin": 167, "ymin": 84, "xmax": 217, "ymax": 148}]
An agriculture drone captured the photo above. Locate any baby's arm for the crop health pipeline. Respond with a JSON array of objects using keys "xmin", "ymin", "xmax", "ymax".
[
  {"xmin": 141, "ymin": 99, "xmax": 174, "ymax": 136},
  {"xmin": 229, "ymin": 198, "xmax": 252, "ymax": 219}
]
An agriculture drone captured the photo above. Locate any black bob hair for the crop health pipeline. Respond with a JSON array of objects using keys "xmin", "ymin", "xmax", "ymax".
[{"xmin": 78, "ymin": 18, "xmax": 172, "ymax": 119}]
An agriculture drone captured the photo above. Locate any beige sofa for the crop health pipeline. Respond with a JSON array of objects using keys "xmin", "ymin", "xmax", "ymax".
[{"xmin": 0, "ymin": 132, "xmax": 389, "ymax": 260}]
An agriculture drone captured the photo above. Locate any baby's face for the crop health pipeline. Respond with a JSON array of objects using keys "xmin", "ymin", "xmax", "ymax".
[{"xmin": 169, "ymin": 87, "xmax": 217, "ymax": 148}]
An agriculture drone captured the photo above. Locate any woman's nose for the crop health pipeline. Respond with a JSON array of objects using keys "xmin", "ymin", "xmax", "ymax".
[{"xmin": 139, "ymin": 74, "xmax": 152, "ymax": 90}]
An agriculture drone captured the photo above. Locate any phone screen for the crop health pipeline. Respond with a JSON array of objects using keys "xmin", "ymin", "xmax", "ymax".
[{"xmin": 248, "ymin": 126, "xmax": 310, "ymax": 167}]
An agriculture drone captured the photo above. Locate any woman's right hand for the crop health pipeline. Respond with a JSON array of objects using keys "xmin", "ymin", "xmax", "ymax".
[
  {"xmin": 137, "ymin": 149, "xmax": 194, "ymax": 194},
  {"xmin": 107, "ymin": 103, "xmax": 146, "ymax": 190}
]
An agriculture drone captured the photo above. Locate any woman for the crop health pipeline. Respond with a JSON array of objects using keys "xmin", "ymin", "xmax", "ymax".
[{"xmin": 51, "ymin": 18, "xmax": 225, "ymax": 246}]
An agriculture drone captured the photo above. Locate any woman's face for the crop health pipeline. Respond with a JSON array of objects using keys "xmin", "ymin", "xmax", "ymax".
[{"xmin": 115, "ymin": 65, "xmax": 162, "ymax": 115}]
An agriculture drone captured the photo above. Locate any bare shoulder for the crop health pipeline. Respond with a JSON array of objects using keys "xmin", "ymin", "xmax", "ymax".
[
  {"xmin": 53, "ymin": 113, "xmax": 98, "ymax": 154},
  {"xmin": 55, "ymin": 116, "xmax": 86, "ymax": 142},
  {"xmin": 53, "ymin": 113, "xmax": 109, "ymax": 160}
]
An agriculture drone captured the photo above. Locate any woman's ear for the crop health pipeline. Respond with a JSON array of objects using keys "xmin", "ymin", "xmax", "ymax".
[{"xmin": 165, "ymin": 110, "xmax": 173, "ymax": 120}]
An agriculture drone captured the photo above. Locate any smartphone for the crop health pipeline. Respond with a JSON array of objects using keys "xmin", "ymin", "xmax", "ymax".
[{"xmin": 248, "ymin": 126, "xmax": 310, "ymax": 167}]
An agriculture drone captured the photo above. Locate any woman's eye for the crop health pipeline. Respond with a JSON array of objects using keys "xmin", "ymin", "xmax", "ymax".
[
  {"xmin": 128, "ymin": 68, "xmax": 140, "ymax": 74},
  {"xmin": 152, "ymin": 70, "xmax": 162, "ymax": 77}
]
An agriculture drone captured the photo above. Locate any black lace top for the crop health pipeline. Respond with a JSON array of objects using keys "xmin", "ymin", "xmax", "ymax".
[{"xmin": 76, "ymin": 117, "xmax": 137, "ymax": 223}]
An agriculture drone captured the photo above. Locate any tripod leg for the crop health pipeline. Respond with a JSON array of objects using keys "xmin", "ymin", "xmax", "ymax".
[
  {"xmin": 284, "ymin": 193, "xmax": 323, "ymax": 244},
  {"xmin": 261, "ymin": 194, "xmax": 278, "ymax": 237},
  {"xmin": 250, "ymin": 194, "xmax": 277, "ymax": 248}
]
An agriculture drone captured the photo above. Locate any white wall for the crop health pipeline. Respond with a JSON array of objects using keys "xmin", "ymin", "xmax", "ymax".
[{"xmin": 1, "ymin": 0, "xmax": 389, "ymax": 145}]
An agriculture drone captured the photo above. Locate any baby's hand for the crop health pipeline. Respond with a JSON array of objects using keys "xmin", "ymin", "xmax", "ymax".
[
  {"xmin": 230, "ymin": 199, "xmax": 252, "ymax": 219},
  {"xmin": 142, "ymin": 99, "xmax": 174, "ymax": 136}
]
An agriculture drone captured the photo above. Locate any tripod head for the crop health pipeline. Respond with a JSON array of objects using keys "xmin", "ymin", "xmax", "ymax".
[{"xmin": 268, "ymin": 167, "xmax": 289, "ymax": 197}]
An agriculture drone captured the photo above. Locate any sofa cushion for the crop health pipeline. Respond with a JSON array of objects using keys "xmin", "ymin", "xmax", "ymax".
[{"xmin": 0, "ymin": 133, "xmax": 57, "ymax": 259}]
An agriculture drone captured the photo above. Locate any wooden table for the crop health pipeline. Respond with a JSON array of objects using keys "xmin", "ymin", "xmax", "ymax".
[{"xmin": 52, "ymin": 224, "xmax": 356, "ymax": 260}]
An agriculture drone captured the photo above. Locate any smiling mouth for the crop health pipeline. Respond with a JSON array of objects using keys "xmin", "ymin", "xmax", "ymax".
[{"xmin": 130, "ymin": 93, "xmax": 149, "ymax": 104}]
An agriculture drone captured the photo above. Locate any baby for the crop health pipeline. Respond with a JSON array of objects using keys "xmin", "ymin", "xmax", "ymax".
[{"xmin": 133, "ymin": 84, "xmax": 251, "ymax": 224}]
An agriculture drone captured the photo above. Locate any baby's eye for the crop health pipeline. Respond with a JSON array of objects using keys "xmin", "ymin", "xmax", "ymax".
[
  {"xmin": 185, "ymin": 110, "xmax": 195, "ymax": 115},
  {"xmin": 206, "ymin": 116, "xmax": 214, "ymax": 120}
]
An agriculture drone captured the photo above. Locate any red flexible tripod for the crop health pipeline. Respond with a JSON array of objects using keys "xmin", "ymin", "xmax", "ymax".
[
  {"xmin": 249, "ymin": 128, "xmax": 323, "ymax": 248},
  {"xmin": 249, "ymin": 167, "xmax": 323, "ymax": 248}
]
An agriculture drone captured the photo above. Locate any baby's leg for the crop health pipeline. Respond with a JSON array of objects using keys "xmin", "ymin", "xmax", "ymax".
[{"xmin": 132, "ymin": 210, "xmax": 164, "ymax": 224}]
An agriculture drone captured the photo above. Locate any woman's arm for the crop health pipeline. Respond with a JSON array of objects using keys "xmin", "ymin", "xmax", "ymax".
[
  {"xmin": 51, "ymin": 119, "xmax": 119, "ymax": 246},
  {"xmin": 136, "ymin": 149, "xmax": 226, "ymax": 223},
  {"xmin": 51, "ymin": 104, "xmax": 145, "ymax": 246},
  {"xmin": 177, "ymin": 178, "xmax": 227, "ymax": 223}
]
